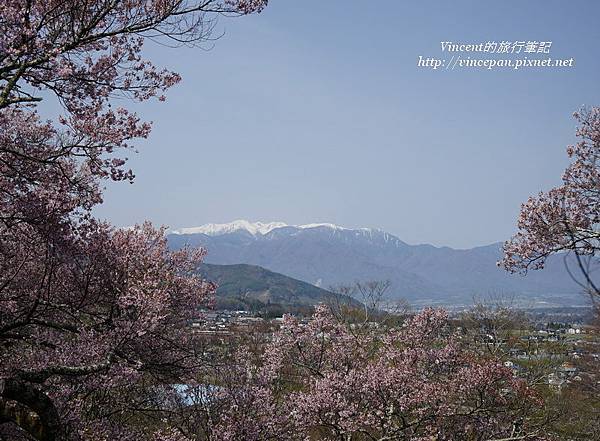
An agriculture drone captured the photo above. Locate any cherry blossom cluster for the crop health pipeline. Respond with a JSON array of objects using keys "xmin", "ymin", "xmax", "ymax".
[
  {"xmin": 501, "ymin": 107, "xmax": 600, "ymax": 281},
  {"xmin": 209, "ymin": 305, "xmax": 544, "ymax": 440},
  {"xmin": 0, "ymin": 1, "xmax": 264, "ymax": 439}
]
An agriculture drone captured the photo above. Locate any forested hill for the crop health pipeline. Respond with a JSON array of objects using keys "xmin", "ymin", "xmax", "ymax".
[{"xmin": 198, "ymin": 263, "xmax": 357, "ymax": 312}]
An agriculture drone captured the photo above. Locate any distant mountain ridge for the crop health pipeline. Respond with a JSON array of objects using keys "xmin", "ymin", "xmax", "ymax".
[
  {"xmin": 169, "ymin": 220, "xmax": 380, "ymax": 237},
  {"xmin": 168, "ymin": 220, "xmax": 589, "ymax": 306}
]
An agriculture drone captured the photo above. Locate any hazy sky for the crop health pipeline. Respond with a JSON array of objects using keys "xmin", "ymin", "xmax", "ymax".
[{"xmin": 94, "ymin": 1, "xmax": 600, "ymax": 249}]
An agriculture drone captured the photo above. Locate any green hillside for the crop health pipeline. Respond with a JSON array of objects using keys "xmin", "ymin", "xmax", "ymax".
[{"xmin": 198, "ymin": 263, "xmax": 356, "ymax": 313}]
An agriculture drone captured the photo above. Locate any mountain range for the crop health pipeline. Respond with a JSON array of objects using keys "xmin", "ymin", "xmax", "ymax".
[{"xmin": 167, "ymin": 220, "xmax": 589, "ymax": 307}]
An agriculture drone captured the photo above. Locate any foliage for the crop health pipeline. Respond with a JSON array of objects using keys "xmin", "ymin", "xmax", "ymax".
[
  {"xmin": 0, "ymin": 1, "xmax": 265, "ymax": 439},
  {"xmin": 501, "ymin": 107, "xmax": 600, "ymax": 301},
  {"xmin": 208, "ymin": 305, "xmax": 545, "ymax": 441}
]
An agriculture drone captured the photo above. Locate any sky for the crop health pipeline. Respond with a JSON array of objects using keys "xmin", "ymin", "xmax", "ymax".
[{"xmin": 94, "ymin": 0, "xmax": 600, "ymax": 249}]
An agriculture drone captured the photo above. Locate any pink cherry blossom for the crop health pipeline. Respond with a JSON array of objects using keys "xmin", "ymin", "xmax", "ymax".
[
  {"xmin": 0, "ymin": 1, "xmax": 265, "ymax": 439},
  {"xmin": 501, "ymin": 107, "xmax": 600, "ymax": 300},
  {"xmin": 210, "ymin": 306, "xmax": 545, "ymax": 441}
]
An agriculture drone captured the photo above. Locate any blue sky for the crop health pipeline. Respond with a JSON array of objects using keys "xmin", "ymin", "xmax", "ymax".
[{"xmin": 94, "ymin": 0, "xmax": 600, "ymax": 248}]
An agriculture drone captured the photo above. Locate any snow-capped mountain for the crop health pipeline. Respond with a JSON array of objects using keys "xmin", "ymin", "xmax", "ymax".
[
  {"xmin": 170, "ymin": 220, "xmax": 379, "ymax": 236},
  {"xmin": 170, "ymin": 220, "xmax": 407, "ymax": 247},
  {"xmin": 170, "ymin": 220, "xmax": 288, "ymax": 236},
  {"xmin": 167, "ymin": 220, "xmax": 589, "ymax": 306}
]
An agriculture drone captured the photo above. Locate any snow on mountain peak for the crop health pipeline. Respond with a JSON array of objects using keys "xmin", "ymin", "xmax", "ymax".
[
  {"xmin": 170, "ymin": 220, "xmax": 288, "ymax": 236},
  {"xmin": 168, "ymin": 220, "xmax": 408, "ymax": 246},
  {"xmin": 169, "ymin": 220, "xmax": 380, "ymax": 236},
  {"xmin": 298, "ymin": 223, "xmax": 347, "ymax": 231}
]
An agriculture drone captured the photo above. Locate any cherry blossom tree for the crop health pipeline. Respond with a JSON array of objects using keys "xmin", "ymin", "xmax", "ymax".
[
  {"xmin": 501, "ymin": 108, "xmax": 600, "ymax": 302},
  {"xmin": 208, "ymin": 305, "xmax": 545, "ymax": 441},
  {"xmin": 0, "ymin": 1, "xmax": 266, "ymax": 439},
  {"xmin": 500, "ymin": 108, "xmax": 600, "ymax": 438}
]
